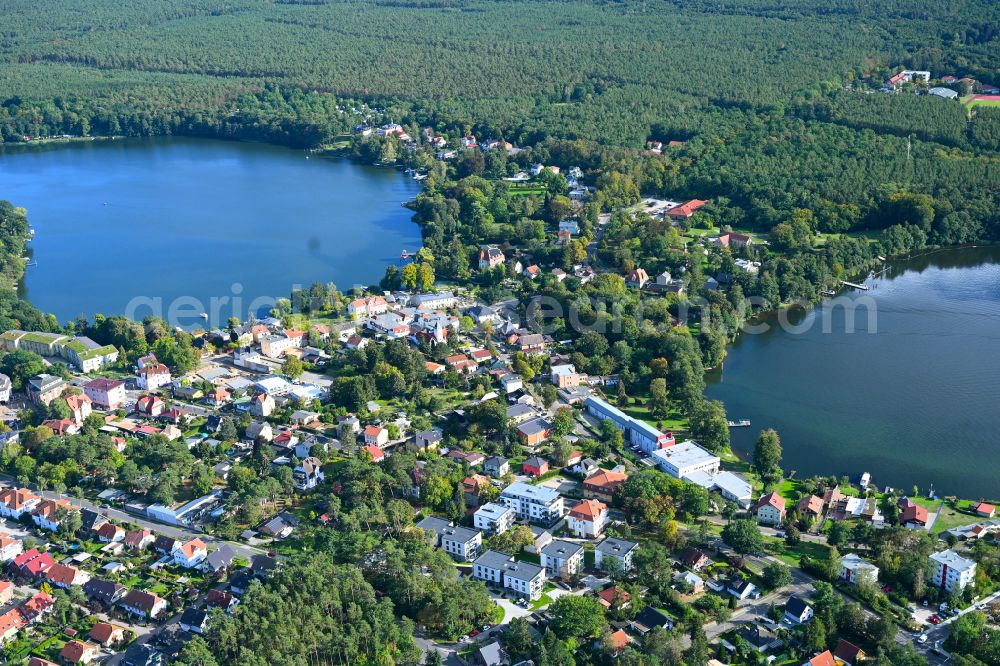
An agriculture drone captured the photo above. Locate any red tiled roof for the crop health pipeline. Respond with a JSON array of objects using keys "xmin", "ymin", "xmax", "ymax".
[
  {"xmin": 569, "ymin": 499, "xmax": 607, "ymax": 520},
  {"xmin": 808, "ymin": 651, "xmax": 837, "ymax": 666},
  {"xmin": 753, "ymin": 491, "xmax": 786, "ymax": 512},
  {"xmin": 584, "ymin": 469, "xmax": 628, "ymax": 490}
]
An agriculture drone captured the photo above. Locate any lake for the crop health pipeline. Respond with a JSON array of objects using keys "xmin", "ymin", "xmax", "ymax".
[
  {"xmin": 0, "ymin": 137, "xmax": 421, "ymax": 326},
  {"xmin": 707, "ymin": 246, "xmax": 1000, "ymax": 499}
]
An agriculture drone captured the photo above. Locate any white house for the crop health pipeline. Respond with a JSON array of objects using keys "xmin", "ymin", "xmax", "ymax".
[
  {"xmin": 136, "ymin": 363, "xmax": 172, "ymax": 391},
  {"xmin": 839, "ymin": 553, "xmax": 879, "ymax": 586},
  {"xmin": 541, "ymin": 540, "xmax": 584, "ymax": 578},
  {"xmin": 83, "ymin": 378, "xmax": 127, "ymax": 410},
  {"xmin": 364, "ymin": 425, "xmax": 389, "ymax": 447},
  {"xmin": 752, "ymin": 492, "xmax": 787, "ymax": 526},
  {"xmin": 929, "ymin": 549, "xmax": 977, "ymax": 592},
  {"xmin": 439, "ymin": 525, "xmax": 482, "ymax": 561},
  {"xmin": 567, "ymin": 499, "xmax": 608, "ymax": 538},
  {"xmin": 472, "ymin": 550, "xmax": 547, "ymax": 600},
  {"xmin": 293, "ymin": 457, "xmax": 325, "ymax": 491},
  {"xmin": 174, "ymin": 538, "xmax": 209, "ymax": 568},
  {"xmin": 595, "ymin": 537, "xmax": 638, "ymax": 573},
  {"xmin": 473, "ymin": 503, "xmax": 515, "ymax": 535},
  {"xmin": 499, "ymin": 482, "xmax": 564, "ymax": 524}
]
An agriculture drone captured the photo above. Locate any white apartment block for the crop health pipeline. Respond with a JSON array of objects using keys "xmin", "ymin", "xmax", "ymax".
[
  {"xmin": 473, "ymin": 503, "xmax": 515, "ymax": 535},
  {"xmin": 929, "ymin": 549, "xmax": 977, "ymax": 593},
  {"xmin": 499, "ymin": 482, "xmax": 564, "ymax": 524}
]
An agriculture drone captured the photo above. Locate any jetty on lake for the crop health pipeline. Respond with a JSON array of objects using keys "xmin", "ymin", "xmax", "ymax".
[{"xmin": 840, "ymin": 280, "xmax": 869, "ymax": 291}]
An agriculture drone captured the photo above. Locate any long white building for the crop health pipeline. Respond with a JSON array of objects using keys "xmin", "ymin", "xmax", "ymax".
[{"xmin": 585, "ymin": 396, "xmax": 674, "ymax": 454}]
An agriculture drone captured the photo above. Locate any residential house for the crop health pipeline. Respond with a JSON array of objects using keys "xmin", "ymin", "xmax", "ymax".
[
  {"xmin": 679, "ymin": 547, "xmax": 711, "ymax": 571},
  {"xmin": 626, "ymin": 268, "xmax": 649, "ymax": 288},
  {"xmin": 180, "ymin": 607, "xmax": 211, "ymax": 635},
  {"xmin": 522, "ymin": 456, "xmax": 549, "ymax": 477},
  {"xmin": 415, "ymin": 429, "xmax": 443, "ymax": 451},
  {"xmin": 439, "ymin": 525, "xmax": 482, "ymax": 561},
  {"xmin": 120, "ymin": 589, "xmax": 167, "ymax": 620},
  {"xmin": 630, "ymin": 607, "xmax": 674, "ymax": 634},
  {"xmin": 595, "ymin": 537, "xmax": 638, "ymax": 573},
  {"xmin": 674, "ymin": 570, "xmax": 704, "ymax": 593},
  {"xmin": 124, "ymin": 529, "xmax": 154, "ymax": 551},
  {"xmin": 839, "ymin": 553, "xmax": 878, "ymax": 585},
  {"xmin": 735, "ymin": 624, "xmax": 782, "ymax": 653},
  {"xmin": 60, "ymin": 640, "xmax": 99, "ymax": 665},
  {"xmin": 583, "ymin": 469, "xmax": 628, "ymax": 501},
  {"xmin": 83, "ymin": 378, "xmax": 127, "ymax": 409},
  {"xmin": 797, "ymin": 495, "xmax": 824, "ymax": 519},
  {"xmin": 550, "ymin": 364, "xmax": 585, "ymax": 389},
  {"xmin": 173, "ymin": 538, "xmax": 208, "ymax": 568},
  {"xmin": 752, "ymin": 492, "xmax": 787, "ymax": 526},
  {"xmin": 46, "ymin": 563, "xmax": 90, "ymax": 589},
  {"xmin": 246, "ymin": 420, "xmax": 273, "ymax": 443},
  {"xmin": 0, "ymin": 534, "xmax": 23, "ymax": 562},
  {"xmin": 472, "ymin": 642, "xmax": 507, "ymax": 666},
  {"xmin": 206, "ymin": 387, "xmax": 230, "ymax": 406},
  {"xmin": 64, "ymin": 394, "xmax": 92, "ymax": 425},
  {"xmin": 516, "ymin": 419, "xmax": 551, "ymax": 446},
  {"xmin": 541, "ymin": 540, "xmax": 584, "ymax": 578},
  {"xmin": 474, "ymin": 503, "xmax": 515, "ymax": 535},
  {"xmin": 362, "ymin": 445, "xmax": 385, "ymax": 462},
  {"xmin": 136, "ymin": 364, "xmax": 171, "ymax": 392},
  {"xmin": 153, "ymin": 535, "xmax": 180, "ymax": 556},
  {"xmin": 929, "ymin": 549, "xmax": 977, "ymax": 592},
  {"xmin": 784, "ymin": 596, "xmax": 814, "ymax": 624},
  {"xmin": 135, "ymin": 394, "xmax": 164, "ymax": 417},
  {"xmin": 42, "ymin": 419, "xmax": 78, "ymax": 436},
  {"xmin": 364, "ymin": 425, "xmax": 389, "ymax": 447},
  {"xmin": 900, "ymin": 500, "xmax": 929, "ymax": 529},
  {"xmin": 974, "ymin": 502, "xmax": 996, "ymax": 518},
  {"xmin": 83, "ymin": 579, "xmax": 127, "ymax": 607},
  {"xmin": 833, "ymin": 640, "xmax": 866, "ymax": 666},
  {"xmin": 250, "ymin": 393, "xmax": 275, "ymax": 418},
  {"xmin": 26, "ymin": 374, "xmax": 65, "ymax": 406},
  {"xmin": 202, "ymin": 545, "xmax": 238, "ymax": 575},
  {"xmin": 415, "ymin": 516, "xmax": 454, "ymax": 547},
  {"xmin": 479, "ymin": 245, "xmax": 506, "ymax": 269},
  {"xmin": 728, "ymin": 578, "xmax": 759, "ymax": 601},
  {"xmin": 803, "ymin": 650, "xmax": 837, "ymax": 666},
  {"xmin": 0, "ymin": 374, "xmax": 9, "ymax": 403},
  {"xmin": 596, "ymin": 586, "xmax": 631, "ymax": 611},
  {"xmin": 462, "ymin": 475, "xmax": 492, "ymax": 506},
  {"xmin": 499, "ymin": 375, "xmax": 522, "ymax": 394},
  {"xmin": 13, "ymin": 549, "xmax": 54, "ymax": 579},
  {"xmin": 484, "ymin": 455, "xmax": 510, "ymax": 478},
  {"xmin": 714, "ymin": 231, "xmax": 753, "ymax": 249},
  {"xmin": 567, "ymin": 499, "xmax": 608, "ymax": 538},
  {"xmin": 31, "ymin": 498, "xmax": 77, "ymax": 532},
  {"xmin": 293, "ymin": 457, "xmax": 324, "ymax": 491},
  {"xmin": 516, "ymin": 333, "xmax": 546, "ymax": 355},
  {"xmin": 95, "ymin": 523, "xmax": 124, "ymax": 543},
  {"xmin": 89, "ymin": 622, "xmax": 127, "ymax": 648},
  {"xmin": 605, "ymin": 630, "xmax": 631, "ymax": 656}
]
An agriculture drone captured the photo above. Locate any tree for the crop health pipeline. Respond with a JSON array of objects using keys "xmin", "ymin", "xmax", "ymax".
[
  {"xmin": 56, "ymin": 507, "xmax": 83, "ymax": 539},
  {"xmin": 752, "ymin": 428, "xmax": 783, "ymax": 481},
  {"xmin": 504, "ymin": 618, "xmax": 535, "ymax": 664},
  {"xmin": 762, "ymin": 563, "xmax": 792, "ymax": 590},
  {"xmin": 548, "ymin": 594, "xmax": 606, "ymax": 640},
  {"xmin": 282, "ymin": 355, "xmax": 304, "ymax": 379},
  {"xmin": 551, "ymin": 407, "xmax": 575, "ymax": 439},
  {"xmin": 688, "ymin": 399, "xmax": 729, "ymax": 453},
  {"xmin": 722, "ymin": 518, "xmax": 764, "ymax": 555},
  {"xmin": 649, "ymin": 378, "xmax": 670, "ymax": 419}
]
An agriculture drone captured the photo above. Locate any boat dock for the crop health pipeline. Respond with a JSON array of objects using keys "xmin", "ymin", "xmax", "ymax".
[{"xmin": 840, "ymin": 280, "xmax": 869, "ymax": 291}]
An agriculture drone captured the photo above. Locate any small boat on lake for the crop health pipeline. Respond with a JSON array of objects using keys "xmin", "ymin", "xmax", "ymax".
[{"xmin": 727, "ymin": 419, "xmax": 751, "ymax": 427}]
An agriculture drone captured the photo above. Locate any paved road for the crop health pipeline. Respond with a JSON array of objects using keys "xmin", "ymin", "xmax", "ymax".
[{"xmin": 0, "ymin": 476, "xmax": 265, "ymax": 561}]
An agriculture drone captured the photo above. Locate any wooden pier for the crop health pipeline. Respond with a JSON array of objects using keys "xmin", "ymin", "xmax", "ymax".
[{"xmin": 840, "ymin": 280, "xmax": 869, "ymax": 291}]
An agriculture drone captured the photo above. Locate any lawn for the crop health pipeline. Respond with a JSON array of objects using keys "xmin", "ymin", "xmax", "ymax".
[
  {"xmin": 619, "ymin": 402, "xmax": 689, "ymax": 435},
  {"xmin": 931, "ymin": 504, "xmax": 983, "ymax": 535},
  {"xmin": 765, "ymin": 535, "xmax": 831, "ymax": 568},
  {"xmin": 529, "ymin": 584, "xmax": 558, "ymax": 610},
  {"xmin": 777, "ymin": 479, "xmax": 802, "ymax": 504}
]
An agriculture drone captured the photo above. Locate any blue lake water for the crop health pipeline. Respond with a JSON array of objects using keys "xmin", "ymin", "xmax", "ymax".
[
  {"xmin": 0, "ymin": 137, "xmax": 421, "ymax": 326},
  {"xmin": 707, "ymin": 247, "xmax": 1000, "ymax": 499}
]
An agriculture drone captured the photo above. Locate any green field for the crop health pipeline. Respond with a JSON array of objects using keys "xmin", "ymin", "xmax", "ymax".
[{"xmin": 963, "ymin": 95, "xmax": 1000, "ymax": 109}]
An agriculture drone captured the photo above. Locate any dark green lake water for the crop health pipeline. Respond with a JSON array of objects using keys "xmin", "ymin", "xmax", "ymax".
[
  {"xmin": 0, "ymin": 137, "xmax": 421, "ymax": 327},
  {"xmin": 707, "ymin": 246, "xmax": 1000, "ymax": 499}
]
